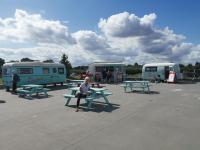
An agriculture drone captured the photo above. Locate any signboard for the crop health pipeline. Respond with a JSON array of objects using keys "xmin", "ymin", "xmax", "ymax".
[{"xmin": 167, "ymin": 72, "xmax": 176, "ymax": 83}]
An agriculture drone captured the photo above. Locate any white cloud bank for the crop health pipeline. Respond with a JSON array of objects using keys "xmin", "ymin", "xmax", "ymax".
[
  {"xmin": 0, "ymin": 9, "xmax": 75, "ymax": 44},
  {"xmin": 0, "ymin": 10, "xmax": 200, "ymax": 66},
  {"xmin": 99, "ymin": 12, "xmax": 156, "ymax": 37}
]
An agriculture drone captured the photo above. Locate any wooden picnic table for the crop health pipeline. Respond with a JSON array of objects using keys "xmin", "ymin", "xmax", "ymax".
[
  {"xmin": 17, "ymin": 84, "xmax": 49, "ymax": 98},
  {"xmin": 122, "ymin": 80, "xmax": 151, "ymax": 93},
  {"xmin": 63, "ymin": 87, "xmax": 112, "ymax": 110}
]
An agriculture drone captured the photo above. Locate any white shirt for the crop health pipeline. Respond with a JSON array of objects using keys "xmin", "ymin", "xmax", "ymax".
[{"xmin": 80, "ymin": 82, "xmax": 90, "ymax": 94}]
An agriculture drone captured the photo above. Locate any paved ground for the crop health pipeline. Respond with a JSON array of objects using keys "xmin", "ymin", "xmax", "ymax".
[{"xmin": 1, "ymin": 81, "xmax": 200, "ymax": 150}]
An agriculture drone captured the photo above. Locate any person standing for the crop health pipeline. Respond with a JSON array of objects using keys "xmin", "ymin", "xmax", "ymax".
[
  {"xmin": 12, "ymin": 71, "xmax": 20, "ymax": 93},
  {"xmin": 76, "ymin": 77, "xmax": 90, "ymax": 112},
  {"xmin": 107, "ymin": 70, "xmax": 112, "ymax": 83},
  {"xmin": 102, "ymin": 68, "xmax": 107, "ymax": 83}
]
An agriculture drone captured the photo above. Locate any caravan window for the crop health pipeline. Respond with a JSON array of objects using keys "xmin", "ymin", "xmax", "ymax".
[
  {"xmin": 18, "ymin": 68, "xmax": 33, "ymax": 74},
  {"xmin": 169, "ymin": 66, "xmax": 174, "ymax": 71},
  {"xmin": 58, "ymin": 68, "xmax": 64, "ymax": 74},
  {"xmin": 145, "ymin": 67, "xmax": 157, "ymax": 72},
  {"xmin": 95, "ymin": 67, "xmax": 103, "ymax": 72},
  {"xmin": 43, "ymin": 68, "xmax": 49, "ymax": 74},
  {"xmin": 53, "ymin": 68, "xmax": 57, "ymax": 73}
]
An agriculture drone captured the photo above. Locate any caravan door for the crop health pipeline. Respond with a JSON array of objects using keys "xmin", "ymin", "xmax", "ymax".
[
  {"xmin": 164, "ymin": 66, "xmax": 170, "ymax": 80},
  {"xmin": 2, "ymin": 66, "xmax": 12, "ymax": 90}
]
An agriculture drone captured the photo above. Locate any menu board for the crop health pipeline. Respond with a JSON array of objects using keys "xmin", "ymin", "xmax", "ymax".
[{"xmin": 167, "ymin": 72, "xmax": 176, "ymax": 83}]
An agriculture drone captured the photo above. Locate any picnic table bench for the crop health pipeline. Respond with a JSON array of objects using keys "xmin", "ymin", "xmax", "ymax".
[
  {"xmin": 63, "ymin": 87, "xmax": 112, "ymax": 110},
  {"xmin": 121, "ymin": 81, "xmax": 151, "ymax": 93},
  {"xmin": 17, "ymin": 84, "xmax": 50, "ymax": 99}
]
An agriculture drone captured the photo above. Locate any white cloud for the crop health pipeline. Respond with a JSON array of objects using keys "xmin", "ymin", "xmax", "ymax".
[
  {"xmin": 0, "ymin": 43, "xmax": 103, "ymax": 66},
  {"xmin": 72, "ymin": 30, "xmax": 109, "ymax": 50},
  {"xmin": 182, "ymin": 44, "xmax": 200, "ymax": 64},
  {"xmin": 0, "ymin": 9, "xmax": 75, "ymax": 44},
  {"xmin": 0, "ymin": 47, "xmax": 60, "ymax": 62},
  {"xmin": 98, "ymin": 12, "xmax": 156, "ymax": 37},
  {"xmin": 98, "ymin": 12, "xmax": 186, "ymax": 58},
  {"xmin": 136, "ymin": 27, "xmax": 188, "ymax": 63},
  {"xmin": 171, "ymin": 43, "xmax": 193, "ymax": 61},
  {"xmin": 72, "ymin": 30, "xmax": 139, "ymax": 63},
  {"xmin": 0, "ymin": 10, "xmax": 200, "ymax": 66}
]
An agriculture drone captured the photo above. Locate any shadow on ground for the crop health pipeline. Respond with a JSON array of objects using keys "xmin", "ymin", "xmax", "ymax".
[
  {"xmin": 66, "ymin": 102, "xmax": 120, "ymax": 113},
  {"xmin": 126, "ymin": 90, "xmax": 160, "ymax": 94},
  {"xmin": 45, "ymin": 85, "xmax": 69, "ymax": 91},
  {"xmin": 176, "ymin": 80, "xmax": 198, "ymax": 84},
  {"xmin": 18, "ymin": 94, "xmax": 53, "ymax": 100},
  {"xmin": 0, "ymin": 100, "xmax": 6, "ymax": 103}
]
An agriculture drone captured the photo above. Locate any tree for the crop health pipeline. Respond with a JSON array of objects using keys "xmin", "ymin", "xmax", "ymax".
[
  {"xmin": 186, "ymin": 63, "xmax": 194, "ymax": 72},
  {"xmin": 0, "ymin": 58, "xmax": 5, "ymax": 67},
  {"xmin": 0, "ymin": 58, "xmax": 5, "ymax": 76},
  {"xmin": 179, "ymin": 64, "xmax": 185, "ymax": 73},
  {"xmin": 9, "ymin": 60, "xmax": 19, "ymax": 63},
  {"xmin": 21, "ymin": 58, "xmax": 34, "ymax": 62},
  {"xmin": 60, "ymin": 54, "xmax": 72, "ymax": 77},
  {"xmin": 43, "ymin": 59, "xmax": 54, "ymax": 63},
  {"xmin": 134, "ymin": 62, "xmax": 139, "ymax": 67},
  {"xmin": 195, "ymin": 62, "xmax": 200, "ymax": 69}
]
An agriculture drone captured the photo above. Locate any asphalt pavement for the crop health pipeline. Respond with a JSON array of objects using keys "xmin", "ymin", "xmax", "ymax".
[{"xmin": 1, "ymin": 81, "xmax": 200, "ymax": 150}]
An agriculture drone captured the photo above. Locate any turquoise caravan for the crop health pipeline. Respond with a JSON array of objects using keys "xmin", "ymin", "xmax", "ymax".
[
  {"xmin": 142, "ymin": 63, "xmax": 181, "ymax": 81},
  {"xmin": 2, "ymin": 62, "xmax": 66, "ymax": 90}
]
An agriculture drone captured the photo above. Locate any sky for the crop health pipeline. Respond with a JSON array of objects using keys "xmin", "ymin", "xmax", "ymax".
[{"xmin": 0, "ymin": 0, "xmax": 200, "ymax": 66}]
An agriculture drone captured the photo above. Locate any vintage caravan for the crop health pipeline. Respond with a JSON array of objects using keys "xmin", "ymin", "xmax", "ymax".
[
  {"xmin": 88, "ymin": 62, "xmax": 126, "ymax": 82},
  {"xmin": 2, "ymin": 62, "xmax": 66, "ymax": 90},
  {"xmin": 142, "ymin": 63, "xmax": 181, "ymax": 81}
]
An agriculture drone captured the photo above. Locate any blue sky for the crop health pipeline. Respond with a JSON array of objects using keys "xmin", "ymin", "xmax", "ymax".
[{"xmin": 0, "ymin": 0, "xmax": 200, "ymax": 66}]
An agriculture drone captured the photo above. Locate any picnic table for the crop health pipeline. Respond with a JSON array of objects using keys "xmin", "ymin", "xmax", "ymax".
[
  {"xmin": 68, "ymin": 80, "xmax": 85, "ymax": 83},
  {"xmin": 67, "ymin": 80, "xmax": 105, "ymax": 88},
  {"xmin": 17, "ymin": 84, "xmax": 49, "ymax": 99},
  {"xmin": 67, "ymin": 80, "xmax": 85, "ymax": 87},
  {"xmin": 63, "ymin": 87, "xmax": 112, "ymax": 110},
  {"xmin": 91, "ymin": 83, "xmax": 105, "ymax": 88},
  {"xmin": 121, "ymin": 81, "xmax": 151, "ymax": 93}
]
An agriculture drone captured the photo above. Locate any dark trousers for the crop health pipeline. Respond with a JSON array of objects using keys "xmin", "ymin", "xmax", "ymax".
[
  {"xmin": 76, "ymin": 93, "xmax": 87, "ymax": 108},
  {"xmin": 107, "ymin": 76, "xmax": 111, "ymax": 83},
  {"xmin": 12, "ymin": 82, "xmax": 17, "ymax": 93}
]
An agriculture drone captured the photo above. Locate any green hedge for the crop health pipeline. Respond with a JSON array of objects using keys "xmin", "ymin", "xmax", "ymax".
[{"xmin": 126, "ymin": 68, "xmax": 142, "ymax": 75}]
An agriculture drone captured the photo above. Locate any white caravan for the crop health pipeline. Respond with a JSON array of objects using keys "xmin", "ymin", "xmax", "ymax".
[
  {"xmin": 142, "ymin": 63, "xmax": 181, "ymax": 81},
  {"xmin": 88, "ymin": 62, "xmax": 126, "ymax": 82}
]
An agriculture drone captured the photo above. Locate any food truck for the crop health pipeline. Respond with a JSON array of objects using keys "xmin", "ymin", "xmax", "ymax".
[
  {"xmin": 142, "ymin": 63, "xmax": 181, "ymax": 81},
  {"xmin": 88, "ymin": 62, "xmax": 126, "ymax": 82},
  {"xmin": 2, "ymin": 62, "xmax": 66, "ymax": 91}
]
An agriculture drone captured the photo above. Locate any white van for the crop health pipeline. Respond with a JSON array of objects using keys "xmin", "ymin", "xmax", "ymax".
[{"xmin": 142, "ymin": 63, "xmax": 181, "ymax": 81}]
